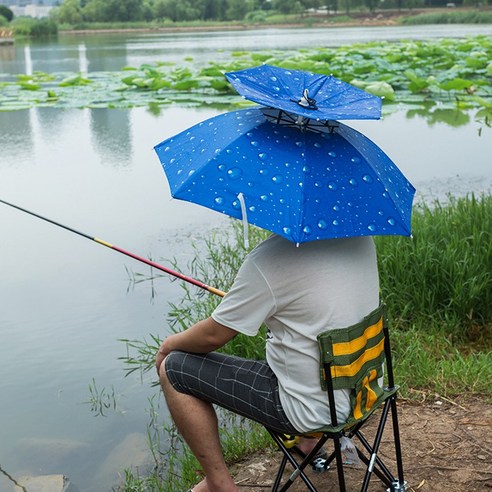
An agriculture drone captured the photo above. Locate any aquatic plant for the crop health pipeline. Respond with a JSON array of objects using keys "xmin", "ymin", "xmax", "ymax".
[{"xmin": 1, "ymin": 36, "xmax": 491, "ymax": 126}]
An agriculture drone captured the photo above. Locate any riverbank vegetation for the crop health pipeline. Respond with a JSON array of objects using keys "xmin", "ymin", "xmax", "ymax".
[
  {"xmin": 118, "ymin": 194, "xmax": 491, "ymax": 491},
  {"xmin": 1, "ymin": 0, "xmax": 492, "ymax": 39},
  {"xmin": 46, "ymin": 0, "xmax": 492, "ymax": 27},
  {"xmin": 401, "ymin": 9, "xmax": 492, "ymax": 24},
  {"xmin": 50, "ymin": 9, "xmax": 492, "ymax": 31}
]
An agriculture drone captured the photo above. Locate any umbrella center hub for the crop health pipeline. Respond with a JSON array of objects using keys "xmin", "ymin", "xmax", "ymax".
[{"xmin": 296, "ymin": 89, "xmax": 318, "ymax": 110}]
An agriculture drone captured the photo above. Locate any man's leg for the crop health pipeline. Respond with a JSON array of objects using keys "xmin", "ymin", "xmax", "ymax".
[{"xmin": 159, "ymin": 362, "xmax": 240, "ymax": 492}]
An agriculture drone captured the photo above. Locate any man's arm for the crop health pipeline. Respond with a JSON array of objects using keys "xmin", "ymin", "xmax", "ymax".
[{"xmin": 155, "ymin": 317, "xmax": 238, "ymax": 373}]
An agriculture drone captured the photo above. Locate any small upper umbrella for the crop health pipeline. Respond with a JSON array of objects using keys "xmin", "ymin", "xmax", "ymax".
[
  {"xmin": 154, "ymin": 107, "xmax": 415, "ymax": 245},
  {"xmin": 225, "ymin": 64, "xmax": 382, "ymax": 121}
]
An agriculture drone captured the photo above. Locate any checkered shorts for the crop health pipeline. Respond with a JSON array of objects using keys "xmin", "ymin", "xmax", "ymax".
[{"xmin": 165, "ymin": 351, "xmax": 298, "ymax": 434}]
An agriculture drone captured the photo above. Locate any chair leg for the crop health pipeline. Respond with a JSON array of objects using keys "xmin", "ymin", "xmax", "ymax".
[
  {"xmin": 355, "ymin": 443, "xmax": 393, "ymax": 487},
  {"xmin": 389, "ymin": 397, "xmax": 406, "ymax": 489},
  {"xmin": 268, "ymin": 431, "xmax": 319, "ymax": 492},
  {"xmin": 333, "ymin": 436, "xmax": 347, "ymax": 492},
  {"xmin": 355, "ymin": 395, "xmax": 407, "ymax": 492},
  {"xmin": 272, "ymin": 455, "xmax": 288, "ymax": 491}
]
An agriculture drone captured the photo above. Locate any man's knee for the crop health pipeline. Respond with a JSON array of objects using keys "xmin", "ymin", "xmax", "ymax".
[{"xmin": 159, "ymin": 351, "xmax": 185, "ymax": 391}]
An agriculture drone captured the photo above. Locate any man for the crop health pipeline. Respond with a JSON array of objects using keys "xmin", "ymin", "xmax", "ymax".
[{"xmin": 156, "ymin": 233, "xmax": 379, "ymax": 492}]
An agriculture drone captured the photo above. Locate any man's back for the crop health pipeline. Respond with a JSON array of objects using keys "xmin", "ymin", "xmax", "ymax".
[{"xmin": 213, "ymin": 235, "xmax": 380, "ymax": 431}]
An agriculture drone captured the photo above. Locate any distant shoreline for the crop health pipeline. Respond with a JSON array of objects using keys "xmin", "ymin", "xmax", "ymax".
[
  {"xmin": 60, "ymin": 20, "xmax": 399, "ymax": 36},
  {"xmin": 59, "ymin": 12, "xmax": 404, "ymax": 35}
]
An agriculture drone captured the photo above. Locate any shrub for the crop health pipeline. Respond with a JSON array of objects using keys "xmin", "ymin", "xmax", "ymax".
[{"xmin": 12, "ymin": 17, "xmax": 58, "ymax": 37}]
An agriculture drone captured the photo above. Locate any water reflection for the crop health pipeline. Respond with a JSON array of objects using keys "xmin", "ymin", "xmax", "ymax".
[
  {"xmin": 0, "ymin": 110, "xmax": 34, "ymax": 167},
  {"xmin": 82, "ymin": 36, "xmax": 129, "ymax": 72},
  {"xmin": 90, "ymin": 109, "xmax": 133, "ymax": 167},
  {"xmin": 405, "ymin": 104, "xmax": 471, "ymax": 128},
  {"xmin": 79, "ymin": 43, "xmax": 89, "ymax": 73},
  {"xmin": 0, "ymin": 43, "xmax": 15, "ymax": 63},
  {"xmin": 24, "ymin": 45, "xmax": 32, "ymax": 75}
]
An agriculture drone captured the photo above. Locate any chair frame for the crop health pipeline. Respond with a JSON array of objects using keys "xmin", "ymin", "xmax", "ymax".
[{"xmin": 266, "ymin": 305, "xmax": 406, "ymax": 492}]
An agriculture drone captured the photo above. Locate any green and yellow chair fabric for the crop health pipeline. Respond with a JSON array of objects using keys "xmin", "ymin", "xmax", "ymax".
[{"xmin": 266, "ymin": 304, "xmax": 406, "ymax": 492}]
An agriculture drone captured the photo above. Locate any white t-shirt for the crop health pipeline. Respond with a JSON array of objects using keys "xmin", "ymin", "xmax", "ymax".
[{"xmin": 212, "ymin": 234, "xmax": 380, "ymax": 432}]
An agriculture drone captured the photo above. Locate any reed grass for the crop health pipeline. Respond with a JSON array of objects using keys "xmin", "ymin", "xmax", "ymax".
[
  {"xmin": 118, "ymin": 193, "xmax": 491, "ymax": 491},
  {"xmin": 165, "ymin": 225, "xmax": 269, "ymax": 361},
  {"xmin": 401, "ymin": 10, "xmax": 492, "ymax": 25},
  {"xmin": 376, "ymin": 194, "xmax": 492, "ymax": 342}
]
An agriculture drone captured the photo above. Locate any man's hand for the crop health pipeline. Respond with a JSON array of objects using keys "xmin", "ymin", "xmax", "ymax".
[{"xmin": 155, "ymin": 317, "xmax": 238, "ymax": 375}]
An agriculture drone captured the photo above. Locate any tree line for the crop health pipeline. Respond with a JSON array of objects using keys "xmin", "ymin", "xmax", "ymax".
[
  {"xmin": 1, "ymin": 0, "xmax": 488, "ymax": 28},
  {"xmin": 50, "ymin": 0, "xmax": 486, "ymax": 25},
  {"xmin": 52, "ymin": 0, "xmax": 324, "ymax": 24}
]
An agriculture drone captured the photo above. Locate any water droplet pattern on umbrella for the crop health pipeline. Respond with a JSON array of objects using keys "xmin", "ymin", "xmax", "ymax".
[
  {"xmin": 225, "ymin": 65, "xmax": 382, "ymax": 121},
  {"xmin": 154, "ymin": 108, "xmax": 415, "ymax": 244}
]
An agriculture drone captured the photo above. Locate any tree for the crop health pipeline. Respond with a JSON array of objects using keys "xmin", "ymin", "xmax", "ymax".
[
  {"xmin": 82, "ymin": 0, "xmax": 145, "ymax": 22},
  {"xmin": 81, "ymin": 0, "xmax": 105, "ymax": 21},
  {"xmin": 338, "ymin": 0, "xmax": 352, "ymax": 14},
  {"xmin": 117, "ymin": 0, "xmax": 143, "ymax": 21},
  {"xmin": 174, "ymin": 0, "xmax": 203, "ymax": 20},
  {"xmin": 152, "ymin": 0, "xmax": 170, "ymax": 20},
  {"xmin": 141, "ymin": 0, "xmax": 154, "ymax": 21},
  {"xmin": 53, "ymin": 0, "xmax": 83, "ymax": 24},
  {"xmin": 0, "ymin": 4, "xmax": 14, "ymax": 22},
  {"xmin": 149, "ymin": 0, "xmax": 204, "ymax": 22},
  {"xmin": 299, "ymin": 0, "xmax": 323, "ymax": 10},
  {"xmin": 323, "ymin": 0, "xmax": 338, "ymax": 13},
  {"xmin": 226, "ymin": 0, "xmax": 252, "ymax": 19},
  {"xmin": 202, "ymin": 0, "xmax": 227, "ymax": 20},
  {"xmin": 272, "ymin": 0, "xmax": 304, "ymax": 15}
]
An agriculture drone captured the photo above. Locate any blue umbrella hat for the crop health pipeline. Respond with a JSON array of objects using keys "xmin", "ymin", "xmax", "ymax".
[
  {"xmin": 154, "ymin": 107, "xmax": 415, "ymax": 245},
  {"xmin": 225, "ymin": 64, "xmax": 382, "ymax": 121}
]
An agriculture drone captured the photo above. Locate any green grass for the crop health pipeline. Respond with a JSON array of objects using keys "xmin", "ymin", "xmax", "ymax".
[
  {"xmin": 401, "ymin": 10, "xmax": 492, "ymax": 25},
  {"xmin": 377, "ymin": 194, "xmax": 492, "ymax": 342},
  {"xmin": 118, "ymin": 193, "xmax": 491, "ymax": 491},
  {"xmin": 391, "ymin": 325, "xmax": 491, "ymax": 403}
]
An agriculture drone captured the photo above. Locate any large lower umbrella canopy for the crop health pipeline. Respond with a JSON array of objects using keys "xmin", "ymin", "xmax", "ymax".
[
  {"xmin": 225, "ymin": 64, "xmax": 382, "ymax": 121},
  {"xmin": 154, "ymin": 107, "xmax": 415, "ymax": 244}
]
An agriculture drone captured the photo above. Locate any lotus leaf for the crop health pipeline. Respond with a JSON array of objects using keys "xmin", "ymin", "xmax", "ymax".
[
  {"xmin": 59, "ymin": 74, "xmax": 92, "ymax": 87},
  {"xmin": 440, "ymin": 78, "xmax": 474, "ymax": 92},
  {"xmin": 0, "ymin": 36, "xmax": 490, "ymax": 119}
]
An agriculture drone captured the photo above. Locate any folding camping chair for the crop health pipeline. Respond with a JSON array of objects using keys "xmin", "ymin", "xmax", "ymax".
[{"xmin": 266, "ymin": 304, "xmax": 406, "ymax": 492}]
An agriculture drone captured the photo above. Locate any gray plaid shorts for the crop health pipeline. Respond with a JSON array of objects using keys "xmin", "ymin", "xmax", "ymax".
[{"xmin": 164, "ymin": 351, "xmax": 298, "ymax": 434}]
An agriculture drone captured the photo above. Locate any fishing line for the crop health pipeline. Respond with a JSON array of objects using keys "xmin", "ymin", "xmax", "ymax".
[{"xmin": 0, "ymin": 199, "xmax": 225, "ymax": 297}]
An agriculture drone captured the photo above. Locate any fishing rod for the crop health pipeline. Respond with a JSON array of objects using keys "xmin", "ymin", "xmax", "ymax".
[{"xmin": 0, "ymin": 198, "xmax": 226, "ymax": 298}]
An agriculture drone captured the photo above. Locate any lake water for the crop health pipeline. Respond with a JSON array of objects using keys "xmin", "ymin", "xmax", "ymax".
[{"xmin": 0, "ymin": 25, "xmax": 491, "ymax": 492}]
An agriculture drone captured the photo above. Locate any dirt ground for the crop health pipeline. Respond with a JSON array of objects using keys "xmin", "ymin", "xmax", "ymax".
[{"xmin": 229, "ymin": 397, "xmax": 492, "ymax": 491}]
